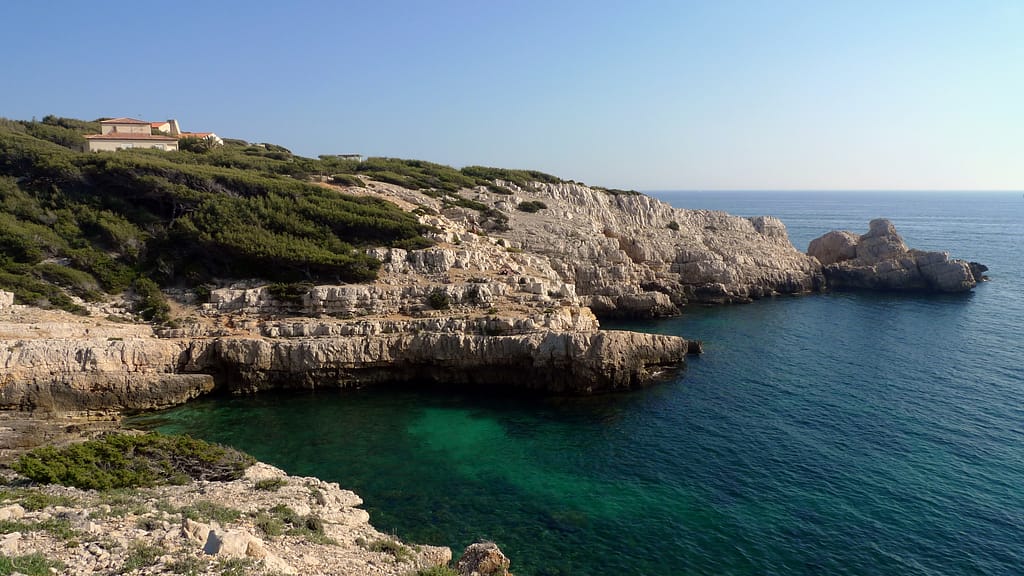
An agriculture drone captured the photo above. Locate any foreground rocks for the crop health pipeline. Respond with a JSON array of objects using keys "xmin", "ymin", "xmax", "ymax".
[
  {"xmin": 808, "ymin": 219, "xmax": 987, "ymax": 292},
  {"xmin": 0, "ymin": 461, "xmax": 508, "ymax": 575}
]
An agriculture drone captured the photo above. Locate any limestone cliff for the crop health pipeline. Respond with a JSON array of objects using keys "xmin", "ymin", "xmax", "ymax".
[
  {"xmin": 437, "ymin": 181, "xmax": 825, "ymax": 315},
  {"xmin": 807, "ymin": 219, "xmax": 987, "ymax": 292},
  {"xmin": 0, "ymin": 307, "xmax": 694, "ymax": 415}
]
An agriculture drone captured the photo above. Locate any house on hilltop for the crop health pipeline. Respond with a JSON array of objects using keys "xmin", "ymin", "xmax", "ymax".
[
  {"xmin": 84, "ymin": 117, "xmax": 222, "ymax": 152},
  {"xmin": 83, "ymin": 118, "xmax": 179, "ymax": 152}
]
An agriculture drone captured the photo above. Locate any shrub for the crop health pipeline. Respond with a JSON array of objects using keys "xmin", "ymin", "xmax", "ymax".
[
  {"xmin": 516, "ymin": 200, "xmax": 547, "ymax": 213},
  {"xmin": 122, "ymin": 541, "xmax": 164, "ymax": 572},
  {"xmin": 367, "ymin": 538, "xmax": 412, "ymax": 562},
  {"xmin": 263, "ymin": 504, "xmax": 333, "ymax": 544},
  {"xmin": 667, "ymin": 220, "xmax": 680, "ymax": 231},
  {"xmin": 254, "ymin": 478, "xmax": 287, "ymax": 491},
  {"xmin": 132, "ymin": 277, "xmax": 170, "ymax": 323},
  {"xmin": 266, "ymin": 282, "xmax": 312, "ymax": 306},
  {"xmin": 427, "ymin": 288, "xmax": 450, "ymax": 310},
  {"xmin": 330, "ymin": 174, "xmax": 363, "ymax": 187},
  {"xmin": 13, "ymin": 433, "xmax": 255, "ymax": 490},
  {"xmin": 181, "ymin": 500, "xmax": 242, "ymax": 524}
]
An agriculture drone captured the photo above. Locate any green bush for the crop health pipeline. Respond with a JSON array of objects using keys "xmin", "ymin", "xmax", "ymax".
[
  {"xmin": 517, "ymin": 200, "xmax": 548, "ymax": 213},
  {"xmin": 367, "ymin": 538, "xmax": 412, "ymax": 562},
  {"xmin": 330, "ymin": 173, "xmax": 363, "ymax": 187},
  {"xmin": 13, "ymin": 433, "xmax": 255, "ymax": 490},
  {"xmin": 133, "ymin": 277, "xmax": 170, "ymax": 323},
  {"xmin": 427, "ymin": 288, "xmax": 451, "ymax": 310}
]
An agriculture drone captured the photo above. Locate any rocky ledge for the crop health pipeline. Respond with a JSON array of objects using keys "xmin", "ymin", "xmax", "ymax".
[
  {"xmin": 807, "ymin": 219, "xmax": 988, "ymax": 292},
  {"xmin": 0, "ymin": 302, "xmax": 697, "ymax": 416},
  {"xmin": 0, "ymin": 461, "xmax": 513, "ymax": 576}
]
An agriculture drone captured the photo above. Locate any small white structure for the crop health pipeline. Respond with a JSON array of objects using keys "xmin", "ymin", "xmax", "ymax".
[
  {"xmin": 151, "ymin": 119, "xmax": 223, "ymax": 146},
  {"xmin": 84, "ymin": 118, "xmax": 179, "ymax": 152}
]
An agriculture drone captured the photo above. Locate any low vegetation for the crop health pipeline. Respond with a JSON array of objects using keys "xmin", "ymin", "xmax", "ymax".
[
  {"xmin": 0, "ymin": 553, "xmax": 64, "ymax": 576},
  {"xmin": 0, "ymin": 115, "xmax": 579, "ymax": 318},
  {"xmin": 254, "ymin": 504, "xmax": 333, "ymax": 544},
  {"xmin": 516, "ymin": 200, "xmax": 548, "ymax": 213},
  {"xmin": 12, "ymin": 433, "xmax": 255, "ymax": 490},
  {"xmin": 364, "ymin": 537, "xmax": 413, "ymax": 563}
]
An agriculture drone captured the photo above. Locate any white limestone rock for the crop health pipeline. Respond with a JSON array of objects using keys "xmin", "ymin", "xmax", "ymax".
[{"xmin": 808, "ymin": 219, "xmax": 982, "ymax": 292}]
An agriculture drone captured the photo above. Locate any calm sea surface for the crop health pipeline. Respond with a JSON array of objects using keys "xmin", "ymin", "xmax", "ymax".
[{"xmin": 130, "ymin": 191, "xmax": 1024, "ymax": 576}]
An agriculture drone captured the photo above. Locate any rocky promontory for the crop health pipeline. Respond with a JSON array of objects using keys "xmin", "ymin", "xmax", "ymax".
[{"xmin": 808, "ymin": 219, "xmax": 987, "ymax": 292}]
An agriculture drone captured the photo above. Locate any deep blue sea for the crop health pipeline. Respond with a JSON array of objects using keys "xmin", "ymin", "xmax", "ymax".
[{"xmin": 130, "ymin": 191, "xmax": 1024, "ymax": 576}]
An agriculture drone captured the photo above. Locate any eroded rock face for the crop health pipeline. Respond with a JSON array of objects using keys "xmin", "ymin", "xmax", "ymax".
[
  {"xmin": 0, "ymin": 309, "xmax": 692, "ymax": 414},
  {"xmin": 212, "ymin": 328, "xmax": 690, "ymax": 394},
  {"xmin": 460, "ymin": 182, "xmax": 826, "ymax": 315},
  {"xmin": 808, "ymin": 219, "xmax": 985, "ymax": 292},
  {"xmin": 0, "ymin": 338, "xmax": 214, "ymax": 413},
  {"xmin": 457, "ymin": 541, "xmax": 513, "ymax": 576}
]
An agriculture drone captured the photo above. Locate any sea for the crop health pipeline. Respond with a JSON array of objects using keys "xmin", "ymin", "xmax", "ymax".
[{"xmin": 129, "ymin": 191, "xmax": 1024, "ymax": 576}]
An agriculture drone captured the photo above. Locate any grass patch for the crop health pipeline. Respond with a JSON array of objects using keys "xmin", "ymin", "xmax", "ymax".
[
  {"xmin": 253, "ymin": 511, "xmax": 285, "ymax": 538},
  {"xmin": 366, "ymin": 538, "xmax": 413, "ymax": 563},
  {"xmin": 216, "ymin": 557, "xmax": 256, "ymax": 576},
  {"xmin": 180, "ymin": 500, "xmax": 241, "ymax": 524},
  {"xmin": 0, "ymin": 553, "xmax": 64, "ymax": 576},
  {"xmin": 0, "ymin": 489, "xmax": 78, "ymax": 511},
  {"xmin": 254, "ymin": 478, "xmax": 287, "ymax": 492},
  {"xmin": 121, "ymin": 541, "xmax": 164, "ymax": 572},
  {"xmin": 166, "ymin": 555, "xmax": 209, "ymax": 576},
  {"xmin": 265, "ymin": 504, "xmax": 334, "ymax": 545},
  {"xmin": 13, "ymin": 433, "xmax": 255, "ymax": 490},
  {"xmin": 0, "ymin": 518, "xmax": 77, "ymax": 541}
]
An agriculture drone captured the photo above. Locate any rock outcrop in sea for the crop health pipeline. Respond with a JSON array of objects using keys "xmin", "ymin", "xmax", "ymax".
[{"xmin": 807, "ymin": 218, "xmax": 987, "ymax": 292}]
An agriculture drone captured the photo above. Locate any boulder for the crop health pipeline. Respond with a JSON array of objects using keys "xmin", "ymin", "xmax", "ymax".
[
  {"xmin": 0, "ymin": 290, "xmax": 12, "ymax": 311},
  {"xmin": 456, "ymin": 541, "xmax": 512, "ymax": 576}
]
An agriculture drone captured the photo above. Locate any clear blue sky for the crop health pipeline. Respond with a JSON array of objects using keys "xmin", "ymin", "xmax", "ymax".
[{"xmin": 2, "ymin": 0, "xmax": 1021, "ymax": 191}]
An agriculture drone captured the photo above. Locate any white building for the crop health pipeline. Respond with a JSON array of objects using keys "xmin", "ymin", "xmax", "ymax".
[{"xmin": 84, "ymin": 118, "xmax": 179, "ymax": 152}]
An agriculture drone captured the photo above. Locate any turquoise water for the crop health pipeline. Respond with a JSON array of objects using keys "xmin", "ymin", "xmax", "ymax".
[{"xmin": 130, "ymin": 192, "xmax": 1024, "ymax": 575}]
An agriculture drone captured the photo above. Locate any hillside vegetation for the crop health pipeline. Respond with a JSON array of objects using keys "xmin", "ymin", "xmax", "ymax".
[{"xmin": 0, "ymin": 116, "xmax": 563, "ymax": 317}]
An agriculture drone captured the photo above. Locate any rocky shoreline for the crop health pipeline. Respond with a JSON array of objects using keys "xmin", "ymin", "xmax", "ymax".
[
  {"xmin": 0, "ymin": 178, "xmax": 988, "ymax": 575},
  {"xmin": 0, "ymin": 459, "xmax": 513, "ymax": 576}
]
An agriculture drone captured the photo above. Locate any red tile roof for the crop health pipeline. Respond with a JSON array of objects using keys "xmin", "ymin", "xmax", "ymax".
[
  {"xmin": 100, "ymin": 117, "xmax": 152, "ymax": 125},
  {"xmin": 84, "ymin": 133, "xmax": 178, "ymax": 141}
]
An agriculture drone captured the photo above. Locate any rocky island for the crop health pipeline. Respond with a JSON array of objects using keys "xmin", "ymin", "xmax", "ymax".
[{"xmin": 808, "ymin": 218, "xmax": 988, "ymax": 292}]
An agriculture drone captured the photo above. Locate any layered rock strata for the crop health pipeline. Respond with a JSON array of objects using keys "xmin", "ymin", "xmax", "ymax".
[
  {"xmin": 0, "ymin": 308, "xmax": 694, "ymax": 414},
  {"xmin": 808, "ymin": 219, "xmax": 987, "ymax": 292}
]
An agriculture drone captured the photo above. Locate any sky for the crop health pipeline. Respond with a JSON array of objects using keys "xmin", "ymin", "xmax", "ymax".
[{"xmin": 1, "ymin": 0, "xmax": 1021, "ymax": 191}]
